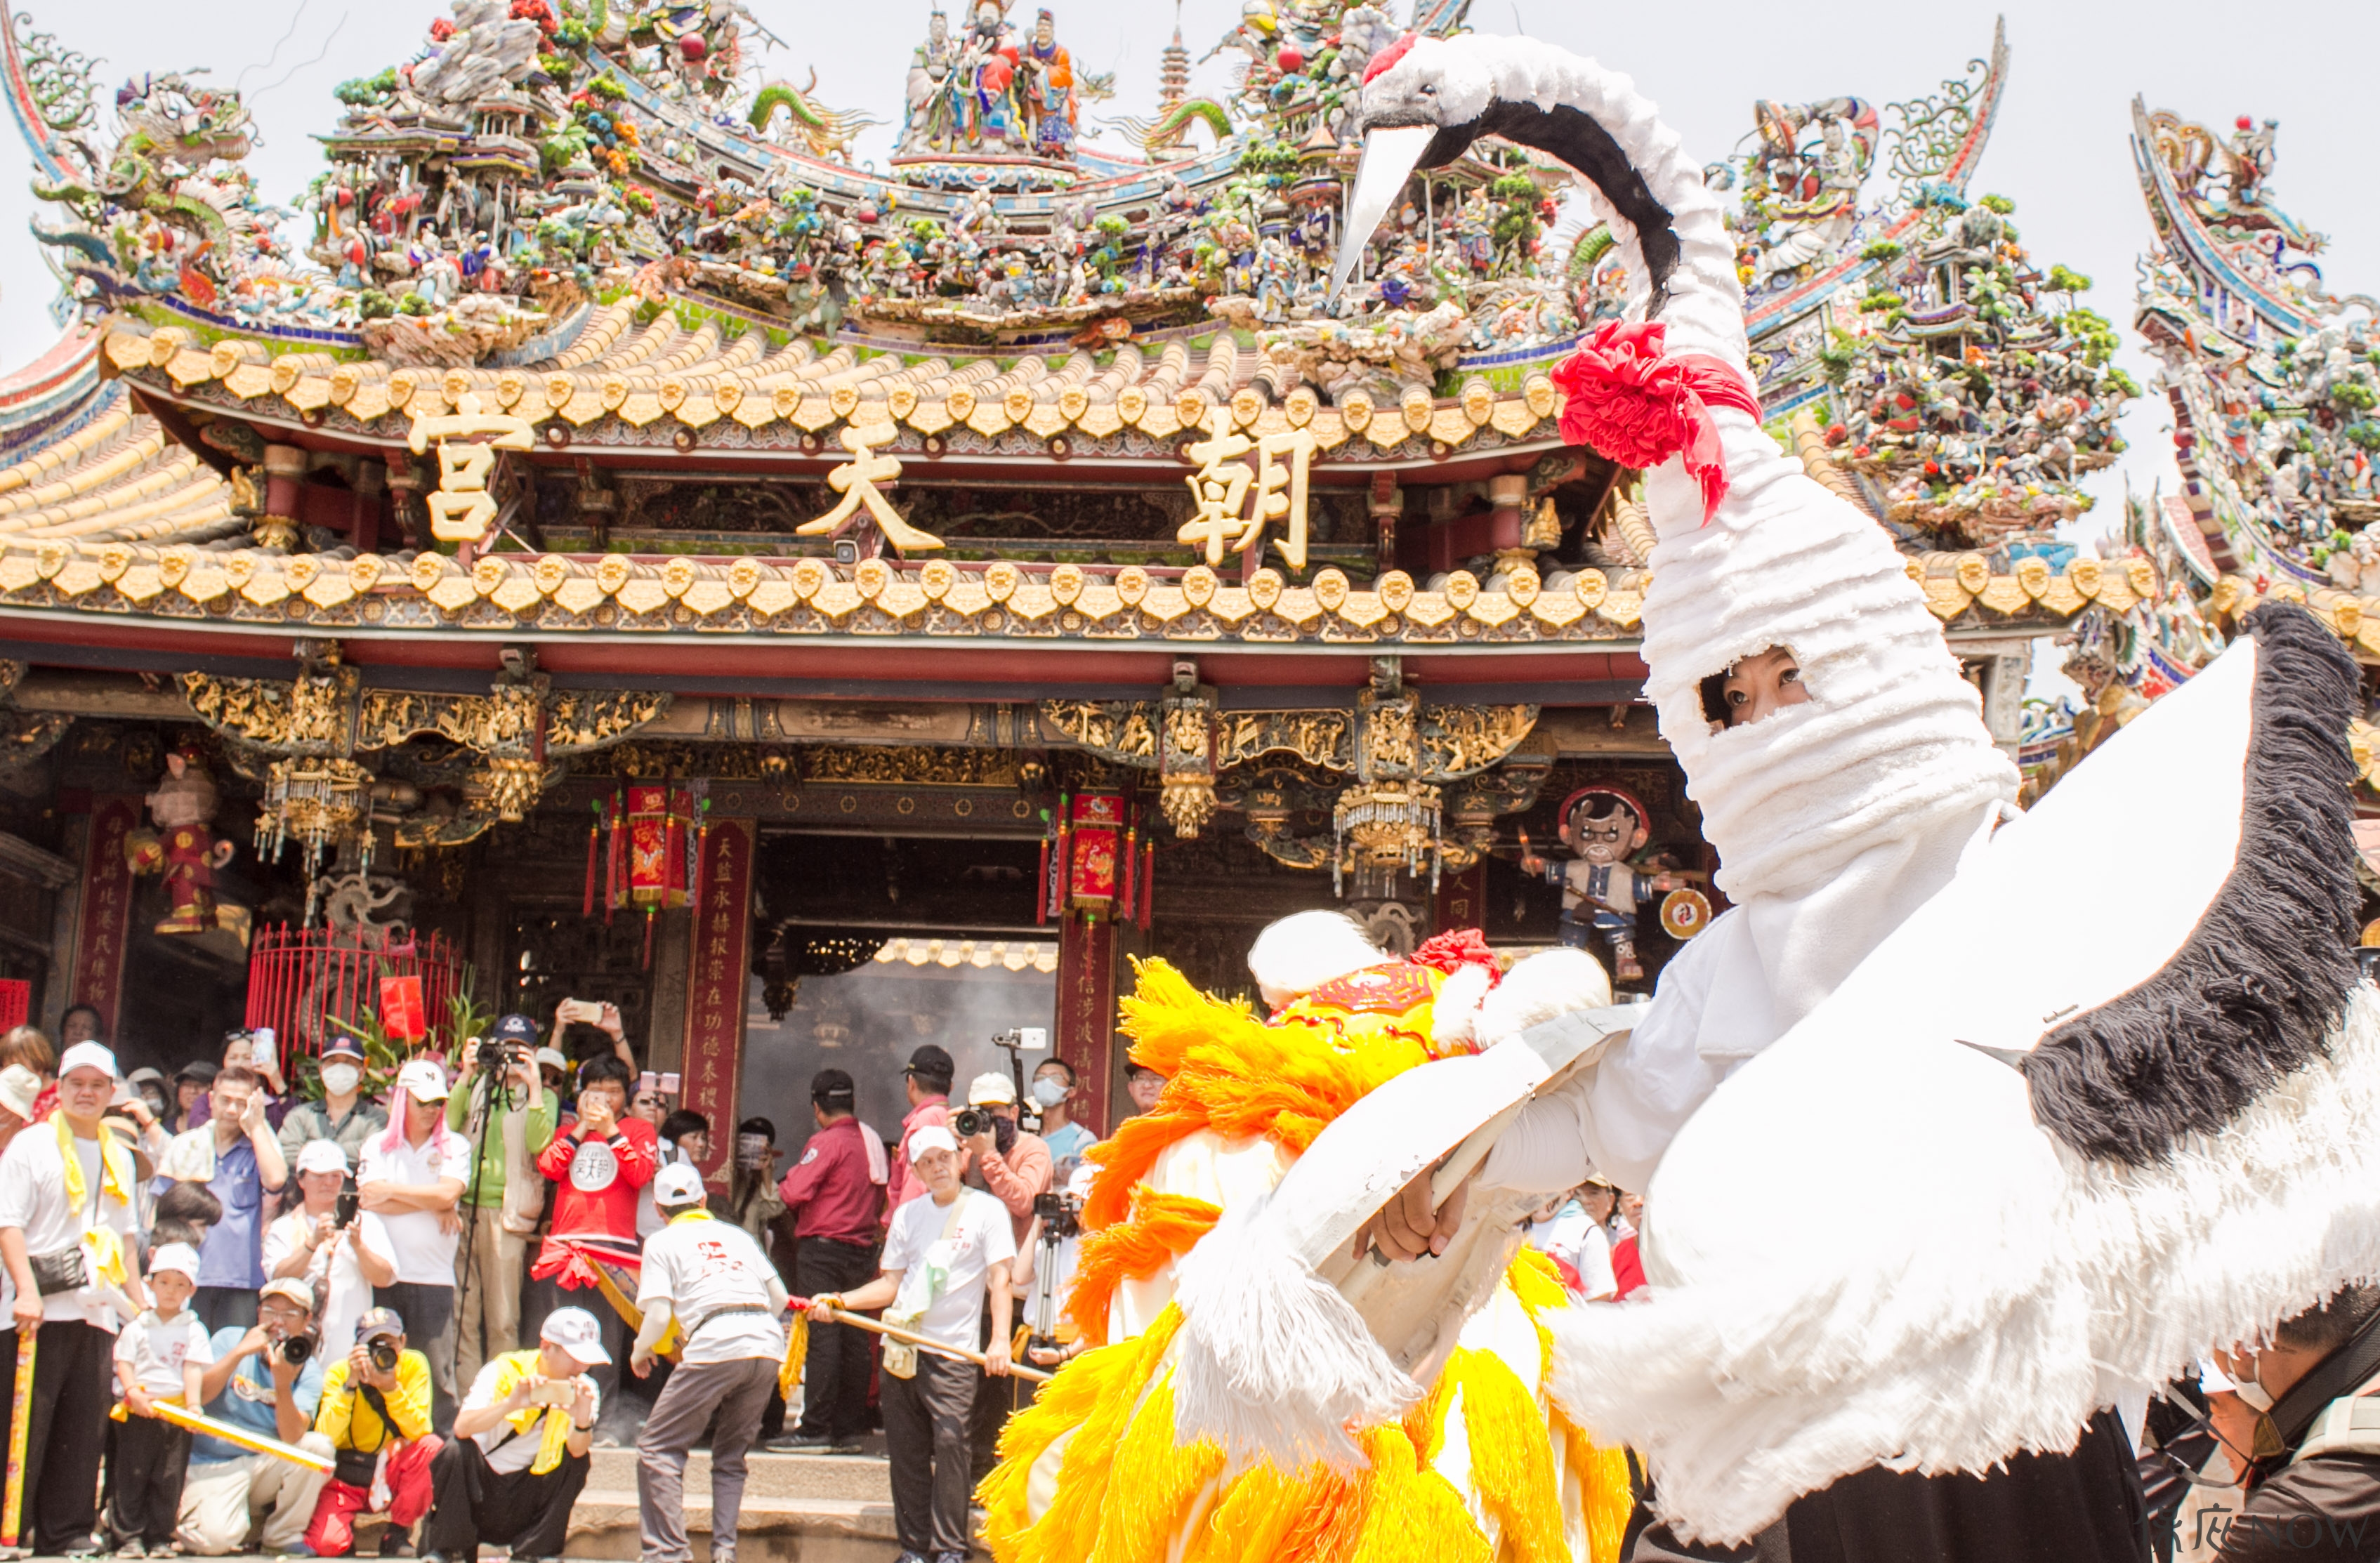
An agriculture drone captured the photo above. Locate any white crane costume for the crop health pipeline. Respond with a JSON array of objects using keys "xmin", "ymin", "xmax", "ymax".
[{"xmin": 1137, "ymin": 29, "xmax": 2373, "ymax": 1563}]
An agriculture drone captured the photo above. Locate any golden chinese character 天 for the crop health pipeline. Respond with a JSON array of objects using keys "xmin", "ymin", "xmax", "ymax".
[{"xmin": 796, "ymin": 427, "xmax": 945, "ymax": 555}]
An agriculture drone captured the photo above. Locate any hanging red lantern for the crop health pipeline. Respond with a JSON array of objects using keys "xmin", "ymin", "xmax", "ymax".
[{"xmin": 1065, "ymin": 791, "xmax": 1126, "ymax": 920}]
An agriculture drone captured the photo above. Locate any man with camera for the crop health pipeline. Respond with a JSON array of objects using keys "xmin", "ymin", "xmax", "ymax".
[
  {"xmin": 422, "ymin": 1307, "xmax": 605, "ymax": 1563},
  {"xmin": 445, "ymin": 1017, "xmax": 558, "ymax": 1392},
  {"xmin": 953, "ymin": 1073, "xmax": 1048, "ymax": 1486},
  {"xmin": 265, "ymin": 1142, "xmax": 397, "ymax": 1363},
  {"xmin": 177, "ymin": 1276, "xmax": 335, "ymax": 1555},
  {"xmin": 303, "ymin": 1307, "xmax": 441, "ymax": 1557}
]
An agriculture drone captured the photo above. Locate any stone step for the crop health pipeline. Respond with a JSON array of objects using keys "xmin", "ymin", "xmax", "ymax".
[
  {"xmin": 563, "ymin": 1489, "xmax": 902, "ymax": 1563},
  {"xmin": 584, "ymin": 1445, "xmax": 893, "ymax": 1504}
]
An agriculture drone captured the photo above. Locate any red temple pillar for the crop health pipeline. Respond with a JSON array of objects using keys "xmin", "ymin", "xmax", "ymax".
[
  {"xmin": 1055, "ymin": 911, "xmax": 1118, "ymax": 1135},
  {"xmin": 682, "ymin": 817, "xmax": 754, "ymax": 1187},
  {"xmin": 68, "ymin": 796, "xmax": 141, "ymax": 1041}
]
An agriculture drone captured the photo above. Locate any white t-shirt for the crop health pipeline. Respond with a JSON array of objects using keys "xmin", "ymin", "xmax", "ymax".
[
  {"xmin": 459, "ymin": 1357, "xmax": 600, "ymax": 1476},
  {"xmin": 355, "ymin": 1129, "xmax": 471, "ymax": 1284},
  {"xmin": 262, "ymin": 1206, "xmax": 397, "ymax": 1353},
  {"xmin": 0, "ymin": 1123, "xmax": 141, "ymax": 1329},
  {"xmin": 879, "ymin": 1187, "xmax": 1015, "ymax": 1352},
  {"xmin": 114, "ymin": 1306, "xmax": 216, "ymax": 1398},
  {"xmin": 637, "ymin": 1215, "xmax": 787, "ymax": 1366},
  {"xmin": 1526, "ymin": 1201, "xmax": 1619, "ymax": 1301}
]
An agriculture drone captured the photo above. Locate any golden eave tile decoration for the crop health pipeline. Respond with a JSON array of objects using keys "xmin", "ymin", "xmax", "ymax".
[
  {"xmin": 0, "ymin": 534, "xmax": 2287, "ymax": 650},
  {"xmin": 102, "ymin": 322, "xmax": 1565, "ymax": 463}
]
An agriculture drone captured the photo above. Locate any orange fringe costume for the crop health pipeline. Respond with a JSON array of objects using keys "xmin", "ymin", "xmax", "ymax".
[{"xmin": 980, "ymin": 936, "xmax": 1634, "ymax": 1563}]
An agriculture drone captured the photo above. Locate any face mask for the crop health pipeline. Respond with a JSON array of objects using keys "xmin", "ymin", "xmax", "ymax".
[
  {"xmin": 2233, "ymin": 1374, "xmax": 2275, "ymax": 1413},
  {"xmin": 1032, "ymin": 1079, "xmax": 1067, "ymax": 1107},
  {"xmin": 320, "ymin": 1064, "xmax": 361, "ymax": 1097}
]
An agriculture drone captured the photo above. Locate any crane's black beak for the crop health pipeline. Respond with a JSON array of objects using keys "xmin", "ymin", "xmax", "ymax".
[{"xmin": 1329, "ymin": 123, "xmax": 1437, "ymax": 303}]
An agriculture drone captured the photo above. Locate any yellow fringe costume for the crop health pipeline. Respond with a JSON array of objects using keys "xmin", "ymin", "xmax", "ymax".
[{"xmin": 981, "ymin": 944, "xmax": 1634, "ymax": 1563}]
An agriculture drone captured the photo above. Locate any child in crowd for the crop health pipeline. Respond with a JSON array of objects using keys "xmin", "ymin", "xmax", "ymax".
[{"xmin": 112, "ymin": 1242, "xmax": 216, "ymax": 1557}]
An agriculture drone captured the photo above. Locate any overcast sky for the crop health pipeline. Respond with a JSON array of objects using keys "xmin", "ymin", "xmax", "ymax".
[{"xmin": 3, "ymin": 0, "xmax": 2376, "ymax": 540}]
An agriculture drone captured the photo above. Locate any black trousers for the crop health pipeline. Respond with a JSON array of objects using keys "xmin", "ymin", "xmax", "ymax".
[
  {"xmin": 0, "ymin": 1320, "xmax": 114, "ymax": 1553},
  {"xmin": 966, "ymin": 1297, "xmax": 1033, "ymax": 1488},
  {"xmin": 374, "ymin": 1281, "xmax": 456, "ymax": 1434},
  {"xmin": 1629, "ymin": 1409, "xmax": 2151, "ymax": 1563},
  {"xmin": 421, "ymin": 1435, "xmax": 589, "ymax": 1559},
  {"xmin": 792, "ymin": 1237, "xmax": 876, "ymax": 1441},
  {"xmin": 109, "ymin": 1413, "xmax": 193, "ymax": 1545},
  {"xmin": 192, "ymin": 1286, "xmax": 258, "ymax": 1336},
  {"xmin": 881, "ymin": 1352, "xmax": 975, "ymax": 1558}
]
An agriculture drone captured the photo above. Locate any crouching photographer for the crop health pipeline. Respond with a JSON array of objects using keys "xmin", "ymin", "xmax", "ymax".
[
  {"xmin": 178, "ymin": 1277, "xmax": 336, "ymax": 1556},
  {"xmin": 421, "ymin": 1307, "xmax": 605, "ymax": 1563}
]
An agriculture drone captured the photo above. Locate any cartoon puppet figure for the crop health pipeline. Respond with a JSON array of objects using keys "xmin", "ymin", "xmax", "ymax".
[{"xmin": 1522, "ymin": 786, "xmax": 1685, "ymax": 983}]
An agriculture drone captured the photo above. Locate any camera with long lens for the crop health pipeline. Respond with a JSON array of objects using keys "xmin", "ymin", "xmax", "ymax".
[
  {"xmin": 952, "ymin": 1106, "xmax": 994, "ymax": 1140},
  {"xmin": 367, "ymin": 1339, "xmax": 400, "ymax": 1374},
  {"xmin": 276, "ymin": 1328, "xmax": 322, "ymax": 1366},
  {"xmin": 1032, "ymin": 1189, "xmax": 1081, "ymax": 1241}
]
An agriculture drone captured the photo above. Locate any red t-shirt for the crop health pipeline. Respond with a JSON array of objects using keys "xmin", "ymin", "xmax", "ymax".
[
  {"xmin": 886, "ymin": 1097, "xmax": 949, "ymax": 1214},
  {"xmin": 536, "ymin": 1114, "xmax": 659, "ymax": 1241},
  {"xmin": 777, "ymin": 1116, "xmax": 885, "ymax": 1246},
  {"xmin": 1612, "ymin": 1232, "xmax": 1647, "ymax": 1300}
]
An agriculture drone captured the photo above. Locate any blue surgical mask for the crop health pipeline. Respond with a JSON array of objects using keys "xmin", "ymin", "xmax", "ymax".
[{"xmin": 1032, "ymin": 1079, "xmax": 1067, "ymax": 1107}]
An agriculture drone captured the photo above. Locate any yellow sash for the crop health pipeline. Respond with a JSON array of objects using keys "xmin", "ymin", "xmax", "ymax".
[{"xmin": 56, "ymin": 1116, "xmax": 132, "ymax": 1287}]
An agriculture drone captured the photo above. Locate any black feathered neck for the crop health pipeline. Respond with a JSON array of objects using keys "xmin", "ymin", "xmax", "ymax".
[
  {"xmin": 1418, "ymin": 100, "xmax": 1681, "ymax": 319},
  {"xmin": 2024, "ymin": 602, "xmax": 2362, "ymax": 1166}
]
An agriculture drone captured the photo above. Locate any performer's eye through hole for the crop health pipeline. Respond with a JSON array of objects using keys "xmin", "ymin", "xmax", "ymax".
[{"xmin": 1698, "ymin": 647, "xmax": 1811, "ymax": 731}]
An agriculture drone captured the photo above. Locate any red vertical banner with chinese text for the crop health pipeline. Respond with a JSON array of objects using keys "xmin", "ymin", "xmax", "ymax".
[
  {"xmin": 682, "ymin": 817, "xmax": 753, "ymax": 1186},
  {"xmin": 1056, "ymin": 910, "xmax": 1117, "ymax": 1135},
  {"xmin": 1433, "ymin": 862, "xmax": 1487, "ymax": 939},
  {"xmin": 72, "ymin": 797, "xmax": 140, "ymax": 1041}
]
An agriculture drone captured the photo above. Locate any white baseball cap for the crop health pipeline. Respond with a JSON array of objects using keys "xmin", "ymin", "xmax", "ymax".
[
  {"xmin": 296, "ymin": 1140, "xmax": 351, "ymax": 1177},
  {"xmin": 965, "ymin": 1071, "xmax": 1017, "ymax": 1107},
  {"xmin": 394, "ymin": 1058, "xmax": 450, "ymax": 1102},
  {"xmin": 652, "ymin": 1162, "xmax": 706, "ymax": 1208},
  {"xmin": 541, "ymin": 1306, "xmax": 612, "ymax": 1366},
  {"xmin": 58, "ymin": 1042, "xmax": 118, "ymax": 1081},
  {"xmin": 261, "ymin": 1277, "xmax": 316, "ymax": 1312},
  {"xmin": 907, "ymin": 1125, "xmax": 959, "ymax": 1163},
  {"xmin": 534, "ymin": 1047, "xmax": 569, "ymax": 1073},
  {"xmin": 148, "ymin": 1242, "xmax": 201, "ymax": 1281}
]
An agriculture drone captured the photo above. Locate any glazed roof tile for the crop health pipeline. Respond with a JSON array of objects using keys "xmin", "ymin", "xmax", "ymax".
[{"xmin": 103, "ymin": 318, "xmax": 1564, "ymax": 460}]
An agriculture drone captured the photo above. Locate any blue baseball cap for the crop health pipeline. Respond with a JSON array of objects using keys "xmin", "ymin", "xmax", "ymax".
[
  {"xmin": 355, "ymin": 1307, "xmax": 405, "ymax": 1343},
  {"xmin": 493, "ymin": 1013, "xmax": 539, "ymax": 1044},
  {"xmin": 321, "ymin": 1035, "xmax": 366, "ymax": 1063}
]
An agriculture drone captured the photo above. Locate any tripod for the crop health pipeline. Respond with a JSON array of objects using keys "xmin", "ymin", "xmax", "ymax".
[{"xmin": 452, "ymin": 1041, "xmax": 528, "ymax": 1377}]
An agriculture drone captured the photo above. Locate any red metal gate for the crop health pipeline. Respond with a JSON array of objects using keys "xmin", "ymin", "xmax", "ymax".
[{"xmin": 244, "ymin": 925, "xmax": 467, "ymax": 1064}]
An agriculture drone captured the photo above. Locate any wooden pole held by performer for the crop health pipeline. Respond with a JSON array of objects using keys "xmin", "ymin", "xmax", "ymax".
[
  {"xmin": 2, "ymin": 1329, "xmax": 31, "ymax": 1546},
  {"xmin": 801, "ymin": 1300, "xmax": 1053, "ymax": 1383}
]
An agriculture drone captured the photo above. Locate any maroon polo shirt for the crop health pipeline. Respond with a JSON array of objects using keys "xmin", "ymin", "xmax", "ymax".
[{"xmin": 778, "ymin": 1116, "xmax": 885, "ymax": 1245}]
